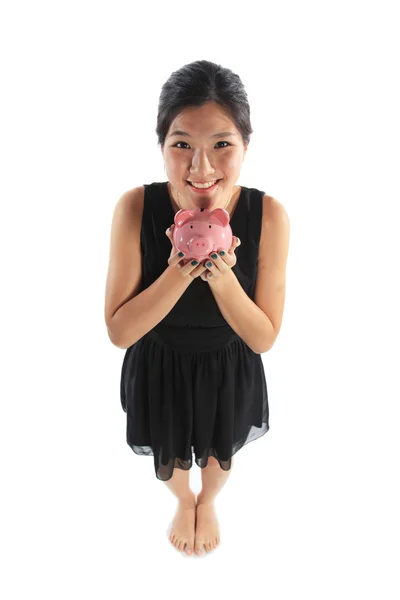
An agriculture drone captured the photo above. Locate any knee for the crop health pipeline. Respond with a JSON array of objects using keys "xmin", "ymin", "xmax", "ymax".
[
  {"xmin": 206, "ymin": 456, "xmax": 220, "ymax": 467},
  {"xmin": 206, "ymin": 456, "xmax": 234, "ymax": 468}
]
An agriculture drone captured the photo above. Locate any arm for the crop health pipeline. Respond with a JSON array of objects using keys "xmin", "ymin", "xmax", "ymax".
[
  {"xmin": 105, "ymin": 187, "xmax": 194, "ymax": 349},
  {"xmin": 108, "ymin": 265, "xmax": 192, "ymax": 349},
  {"xmin": 208, "ymin": 270, "xmax": 275, "ymax": 354},
  {"xmin": 208, "ymin": 196, "xmax": 290, "ymax": 354}
]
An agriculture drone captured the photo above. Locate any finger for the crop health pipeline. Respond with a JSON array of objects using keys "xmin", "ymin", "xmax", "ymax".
[
  {"xmin": 166, "ymin": 226, "xmax": 178, "ymax": 257},
  {"xmin": 180, "ymin": 261, "xmax": 207, "ymax": 278},
  {"xmin": 228, "ymin": 236, "xmax": 240, "ymax": 253},
  {"xmin": 202, "ymin": 257, "xmax": 225, "ymax": 276},
  {"xmin": 200, "ymin": 270, "xmax": 211, "ymax": 281},
  {"xmin": 168, "ymin": 252, "xmax": 207, "ymax": 278},
  {"xmin": 165, "ymin": 224, "xmax": 175, "ymax": 240},
  {"xmin": 168, "ymin": 249, "xmax": 186, "ymax": 267},
  {"xmin": 191, "ymin": 263, "xmax": 208, "ymax": 278},
  {"xmin": 207, "ymin": 249, "xmax": 235, "ymax": 269}
]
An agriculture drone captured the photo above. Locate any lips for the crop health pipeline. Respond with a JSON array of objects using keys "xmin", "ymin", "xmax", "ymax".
[
  {"xmin": 187, "ymin": 180, "xmax": 221, "ymax": 195},
  {"xmin": 187, "ymin": 178, "xmax": 222, "ymax": 187}
]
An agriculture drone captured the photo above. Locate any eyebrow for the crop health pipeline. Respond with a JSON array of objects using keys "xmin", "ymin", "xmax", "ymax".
[{"xmin": 168, "ymin": 130, "xmax": 237, "ymax": 139}]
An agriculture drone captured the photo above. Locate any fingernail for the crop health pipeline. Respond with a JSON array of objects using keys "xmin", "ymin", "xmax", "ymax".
[
  {"xmin": 178, "ymin": 252, "xmax": 184, "ymax": 257},
  {"xmin": 219, "ymin": 251, "xmax": 225, "ymax": 256},
  {"xmin": 191, "ymin": 260, "xmax": 198, "ymax": 265}
]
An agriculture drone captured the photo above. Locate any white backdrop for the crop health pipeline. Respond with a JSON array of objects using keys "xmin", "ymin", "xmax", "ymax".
[{"xmin": 1, "ymin": 0, "xmax": 399, "ymax": 598}]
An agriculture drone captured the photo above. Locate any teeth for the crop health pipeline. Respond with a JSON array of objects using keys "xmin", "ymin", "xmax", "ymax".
[{"xmin": 191, "ymin": 180, "xmax": 217, "ymax": 189}]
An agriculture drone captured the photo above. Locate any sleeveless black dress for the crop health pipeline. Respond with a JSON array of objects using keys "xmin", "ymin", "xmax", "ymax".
[{"xmin": 120, "ymin": 181, "xmax": 270, "ymax": 481}]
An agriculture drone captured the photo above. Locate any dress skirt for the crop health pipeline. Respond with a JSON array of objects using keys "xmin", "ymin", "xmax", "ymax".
[{"xmin": 120, "ymin": 323, "xmax": 269, "ymax": 481}]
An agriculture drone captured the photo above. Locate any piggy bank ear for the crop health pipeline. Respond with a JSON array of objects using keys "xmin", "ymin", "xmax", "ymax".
[
  {"xmin": 174, "ymin": 209, "xmax": 197, "ymax": 227},
  {"xmin": 211, "ymin": 208, "xmax": 231, "ymax": 227}
]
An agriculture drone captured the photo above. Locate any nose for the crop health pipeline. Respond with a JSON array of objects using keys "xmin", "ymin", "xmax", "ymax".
[
  {"xmin": 188, "ymin": 236, "xmax": 213, "ymax": 257},
  {"xmin": 190, "ymin": 149, "xmax": 216, "ymax": 178}
]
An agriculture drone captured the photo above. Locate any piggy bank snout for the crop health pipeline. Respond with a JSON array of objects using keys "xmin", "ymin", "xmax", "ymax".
[{"xmin": 188, "ymin": 236, "xmax": 213, "ymax": 257}]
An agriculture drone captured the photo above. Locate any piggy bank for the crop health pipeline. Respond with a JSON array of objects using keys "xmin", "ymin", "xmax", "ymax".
[{"xmin": 172, "ymin": 207, "xmax": 233, "ymax": 264}]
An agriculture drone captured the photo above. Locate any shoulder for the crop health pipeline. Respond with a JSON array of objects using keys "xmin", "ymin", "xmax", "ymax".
[
  {"xmin": 259, "ymin": 193, "xmax": 290, "ymax": 256},
  {"xmin": 111, "ymin": 186, "xmax": 146, "ymax": 232},
  {"xmin": 117, "ymin": 185, "xmax": 145, "ymax": 216},
  {"xmin": 260, "ymin": 192, "xmax": 289, "ymax": 222},
  {"xmin": 261, "ymin": 193, "xmax": 290, "ymax": 231}
]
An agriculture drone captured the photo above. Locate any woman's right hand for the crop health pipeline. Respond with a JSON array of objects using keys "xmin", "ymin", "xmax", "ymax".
[{"xmin": 165, "ymin": 224, "xmax": 208, "ymax": 279}]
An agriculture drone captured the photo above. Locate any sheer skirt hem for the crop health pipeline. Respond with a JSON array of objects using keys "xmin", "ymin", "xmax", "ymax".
[{"xmin": 125, "ymin": 422, "xmax": 269, "ymax": 481}]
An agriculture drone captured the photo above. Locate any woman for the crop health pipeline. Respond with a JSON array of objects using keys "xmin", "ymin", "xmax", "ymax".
[{"xmin": 105, "ymin": 60, "xmax": 290, "ymax": 557}]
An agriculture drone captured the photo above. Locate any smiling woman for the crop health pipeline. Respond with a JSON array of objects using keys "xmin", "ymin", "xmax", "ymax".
[{"xmin": 106, "ymin": 59, "xmax": 289, "ymax": 557}]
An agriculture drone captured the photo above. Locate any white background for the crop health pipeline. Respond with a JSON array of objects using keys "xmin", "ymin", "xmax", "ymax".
[{"xmin": 1, "ymin": 0, "xmax": 399, "ymax": 598}]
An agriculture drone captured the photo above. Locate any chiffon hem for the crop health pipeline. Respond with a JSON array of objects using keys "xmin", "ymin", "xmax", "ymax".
[{"xmin": 125, "ymin": 422, "xmax": 270, "ymax": 481}]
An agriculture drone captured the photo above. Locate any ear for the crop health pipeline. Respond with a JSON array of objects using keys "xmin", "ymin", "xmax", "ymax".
[
  {"xmin": 174, "ymin": 209, "xmax": 197, "ymax": 227},
  {"xmin": 211, "ymin": 208, "xmax": 230, "ymax": 226}
]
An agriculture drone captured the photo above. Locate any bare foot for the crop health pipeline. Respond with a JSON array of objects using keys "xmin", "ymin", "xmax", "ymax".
[
  {"xmin": 168, "ymin": 497, "xmax": 196, "ymax": 555},
  {"xmin": 194, "ymin": 494, "xmax": 221, "ymax": 556}
]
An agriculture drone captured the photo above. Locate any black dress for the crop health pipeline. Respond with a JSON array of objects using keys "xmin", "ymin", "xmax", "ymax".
[{"xmin": 120, "ymin": 181, "xmax": 270, "ymax": 481}]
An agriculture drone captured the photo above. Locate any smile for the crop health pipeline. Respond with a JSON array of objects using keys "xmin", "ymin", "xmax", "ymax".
[{"xmin": 187, "ymin": 179, "xmax": 222, "ymax": 193}]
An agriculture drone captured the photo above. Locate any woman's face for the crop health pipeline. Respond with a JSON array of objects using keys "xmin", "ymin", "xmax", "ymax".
[{"xmin": 161, "ymin": 101, "xmax": 247, "ymax": 208}]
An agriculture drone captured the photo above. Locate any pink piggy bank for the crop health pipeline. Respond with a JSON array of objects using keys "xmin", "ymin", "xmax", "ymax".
[{"xmin": 172, "ymin": 207, "xmax": 233, "ymax": 264}]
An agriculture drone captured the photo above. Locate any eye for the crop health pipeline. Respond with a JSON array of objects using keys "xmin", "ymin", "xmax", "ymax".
[{"xmin": 173, "ymin": 141, "xmax": 231, "ymax": 149}]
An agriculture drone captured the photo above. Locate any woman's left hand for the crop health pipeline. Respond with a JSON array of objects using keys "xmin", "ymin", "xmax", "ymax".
[{"xmin": 199, "ymin": 236, "xmax": 241, "ymax": 282}]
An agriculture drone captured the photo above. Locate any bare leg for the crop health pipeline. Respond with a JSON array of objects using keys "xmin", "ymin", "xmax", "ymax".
[
  {"xmin": 194, "ymin": 456, "xmax": 234, "ymax": 555},
  {"xmin": 163, "ymin": 466, "xmax": 196, "ymax": 555}
]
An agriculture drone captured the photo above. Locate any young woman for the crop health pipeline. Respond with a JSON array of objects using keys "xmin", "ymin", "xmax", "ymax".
[{"xmin": 105, "ymin": 60, "xmax": 290, "ymax": 557}]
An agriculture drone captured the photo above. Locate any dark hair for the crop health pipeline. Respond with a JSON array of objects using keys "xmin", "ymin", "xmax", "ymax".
[{"xmin": 156, "ymin": 60, "xmax": 253, "ymax": 149}]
